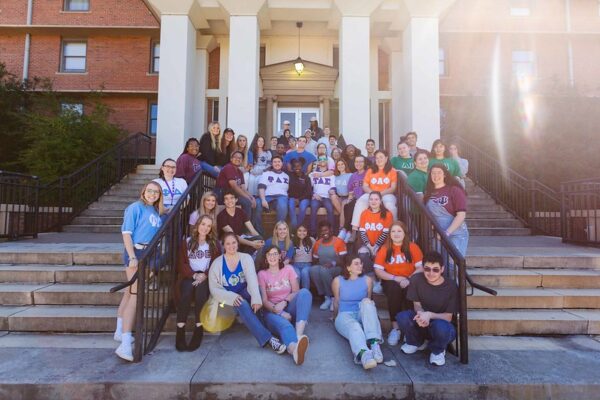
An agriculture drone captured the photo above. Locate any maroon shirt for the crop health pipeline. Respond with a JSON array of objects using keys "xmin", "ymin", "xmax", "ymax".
[
  {"xmin": 427, "ymin": 185, "xmax": 467, "ymax": 216},
  {"xmin": 216, "ymin": 163, "xmax": 245, "ymax": 190},
  {"xmin": 217, "ymin": 207, "xmax": 249, "ymax": 237},
  {"xmin": 175, "ymin": 153, "xmax": 202, "ymax": 184}
]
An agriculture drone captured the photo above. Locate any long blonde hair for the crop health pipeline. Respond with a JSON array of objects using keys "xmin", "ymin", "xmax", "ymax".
[
  {"xmin": 139, "ymin": 181, "xmax": 166, "ymax": 215},
  {"xmin": 207, "ymin": 121, "xmax": 221, "ymax": 151},
  {"xmin": 236, "ymin": 134, "xmax": 250, "ymax": 168},
  {"xmin": 195, "ymin": 191, "xmax": 218, "ymax": 234},
  {"xmin": 272, "ymin": 221, "xmax": 292, "ymax": 253}
]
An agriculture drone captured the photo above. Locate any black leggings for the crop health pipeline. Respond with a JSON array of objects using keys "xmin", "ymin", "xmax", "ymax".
[
  {"xmin": 381, "ymin": 279, "xmax": 412, "ymax": 322},
  {"xmin": 177, "ymin": 278, "xmax": 210, "ymax": 324},
  {"xmin": 343, "ymin": 198, "xmax": 357, "ymax": 230}
]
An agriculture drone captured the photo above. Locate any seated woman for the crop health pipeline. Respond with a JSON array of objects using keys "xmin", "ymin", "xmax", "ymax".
[
  {"xmin": 260, "ymin": 221, "xmax": 295, "ymax": 266},
  {"xmin": 189, "ymin": 191, "xmax": 221, "ymax": 235},
  {"xmin": 315, "ymin": 143, "xmax": 335, "ymax": 171},
  {"xmin": 309, "ymin": 221, "xmax": 347, "ymax": 310},
  {"xmin": 332, "ymin": 254, "xmax": 383, "ymax": 370},
  {"xmin": 258, "ymin": 245, "xmax": 312, "ymax": 365},
  {"xmin": 309, "ymin": 156, "xmax": 336, "ymax": 237},
  {"xmin": 429, "ymin": 139, "xmax": 462, "ymax": 178},
  {"xmin": 292, "ymin": 224, "xmax": 314, "ymax": 290},
  {"xmin": 247, "ymin": 135, "xmax": 272, "ymax": 196},
  {"xmin": 217, "ymin": 127, "xmax": 237, "ymax": 167},
  {"xmin": 207, "ymin": 233, "xmax": 287, "ymax": 354},
  {"xmin": 341, "ymin": 156, "xmax": 367, "ymax": 243},
  {"xmin": 175, "ymin": 215, "xmax": 222, "ymax": 351},
  {"xmin": 198, "ymin": 122, "xmax": 223, "ymax": 178},
  {"xmin": 287, "ymin": 159, "xmax": 312, "ymax": 231},
  {"xmin": 154, "ymin": 158, "xmax": 188, "ymax": 212},
  {"xmin": 175, "ymin": 138, "xmax": 202, "ymax": 184},
  {"xmin": 407, "ymin": 150, "xmax": 429, "ymax": 195},
  {"xmin": 374, "ymin": 221, "xmax": 423, "ymax": 346},
  {"xmin": 330, "ymin": 159, "xmax": 353, "ymax": 240},
  {"xmin": 236, "ymin": 134, "xmax": 252, "ymax": 174}
]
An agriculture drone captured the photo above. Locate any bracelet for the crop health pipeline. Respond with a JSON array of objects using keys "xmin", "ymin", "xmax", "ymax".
[{"xmin": 129, "ymin": 257, "xmax": 137, "ymax": 261}]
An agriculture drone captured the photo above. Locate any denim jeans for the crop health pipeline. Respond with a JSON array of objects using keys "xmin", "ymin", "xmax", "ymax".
[
  {"xmin": 396, "ymin": 310, "xmax": 456, "ymax": 355},
  {"xmin": 233, "ymin": 289, "xmax": 272, "ymax": 347},
  {"xmin": 288, "ymin": 198, "xmax": 310, "ymax": 231},
  {"xmin": 236, "ymin": 195, "xmax": 254, "ymax": 225},
  {"xmin": 293, "ymin": 262, "xmax": 312, "ymax": 289},
  {"xmin": 200, "ymin": 161, "xmax": 219, "ymax": 178},
  {"xmin": 309, "ymin": 265, "xmax": 341, "ymax": 297},
  {"xmin": 262, "ymin": 288, "xmax": 312, "ymax": 346},
  {"xmin": 254, "ymin": 195, "xmax": 289, "ymax": 236},
  {"xmin": 334, "ymin": 299, "xmax": 382, "ymax": 358},
  {"xmin": 310, "ymin": 197, "xmax": 334, "ymax": 236}
]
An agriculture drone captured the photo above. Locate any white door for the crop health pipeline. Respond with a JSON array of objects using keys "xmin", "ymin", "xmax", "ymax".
[{"xmin": 277, "ymin": 108, "xmax": 320, "ymax": 137}]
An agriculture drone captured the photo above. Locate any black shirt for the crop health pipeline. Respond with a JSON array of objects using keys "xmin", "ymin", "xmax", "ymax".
[
  {"xmin": 407, "ymin": 273, "xmax": 458, "ymax": 314},
  {"xmin": 288, "ymin": 173, "xmax": 313, "ymax": 201}
]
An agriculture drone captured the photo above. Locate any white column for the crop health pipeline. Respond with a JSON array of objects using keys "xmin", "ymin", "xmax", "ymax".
[
  {"xmin": 369, "ymin": 40, "xmax": 379, "ymax": 147},
  {"xmin": 155, "ymin": 15, "xmax": 196, "ymax": 164},
  {"xmin": 391, "ymin": 50, "xmax": 403, "ymax": 146},
  {"xmin": 191, "ymin": 47, "xmax": 208, "ymax": 136},
  {"xmin": 218, "ymin": 38, "xmax": 229, "ymax": 125},
  {"xmin": 339, "ymin": 16, "xmax": 370, "ymax": 146},
  {"xmin": 402, "ymin": 17, "xmax": 440, "ymax": 149},
  {"xmin": 227, "ymin": 16, "xmax": 259, "ymax": 135}
]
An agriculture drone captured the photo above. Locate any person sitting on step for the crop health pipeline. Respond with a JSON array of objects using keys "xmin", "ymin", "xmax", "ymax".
[
  {"xmin": 208, "ymin": 233, "xmax": 287, "ymax": 355},
  {"xmin": 175, "ymin": 215, "xmax": 222, "ymax": 351},
  {"xmin": 189, "ymin": 191, "xmax": 221, "ymax": 235},
  {"xmin": 391, "ymin": 141, "xmax": 415, "ymax": 177},
  {"xmin": 254, "ymin": 155, "xmax": 290, "ymax": 236},
  {"xmin": 175, "ymin": 138, "xmax": 202, "ymax": 184},
  {"xmin": 332, "ymin": 254, "xmax": 384, "ymax": 370},
  {"xmin": 154, "ymin": 158, "xmax": 188, "ymax": 212},
  {"xmin": 292, "ymin": 224, "xmax": 315, "ymax": 290},
  {"xmin": 308, "ymin": 156, "xmax": 336, "ymax": 237},
  {"xmin": 287, "ymin": 159, "xmax": 313, "ymax": 231},
  {"xmin": 216, "ymin": 190, "xmax": 264, "ymax": 255},
  {"xmin": 259, "ymin": 221, "xmax": 295, "ymax": 268},
  {"xmin": 258, "ymin": 245, "xmax": 312, "ymax": 365},
  {"xmin": 374, "ymin": 221, "xmax": 423, "ymax": 346},
  {"xmin": 429, "ymin": 139, "xmax": 462, "ymax": 179},
  {"xmin": 396, "ymin": 251, "xmax": 458, "ymax": 367},
  {"xmin": 215, "ymin": 151, "xmax": 256, "ymax": 222},
  {"xmin": 407, "ymin": 150, "xmax": 429, "ymax": 196}
]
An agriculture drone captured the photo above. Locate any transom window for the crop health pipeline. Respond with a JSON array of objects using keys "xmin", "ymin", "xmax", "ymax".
[
  {"xmin": 64, "ymin": 0, "xmax": 89, "ymax": 11},
  {"xmin": 61, "ymin": 41, "xmax": 87, "ymax": 73},
  {"xmin": 151, "ymin": 42, "xmax": 160, "ymax": 73}
]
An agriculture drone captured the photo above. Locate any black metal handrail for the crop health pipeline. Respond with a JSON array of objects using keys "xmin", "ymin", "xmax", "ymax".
[
  {"xmin": 0, "ymin": 132, "xmax": 153, "ymax": 239},
  {"xmin": 452, "ymin": 136, "xmax": 561, "ymax": 236},
  {"xmin": 111, "ymin": 173, "xmax": 216, "ymax": 362},
  {"xmin": 396, "ymin": 173, "xmax": 496, "ymax": 365},
  {"xmin": 561, "ymin": 178, "xmax": 600, "ymax": 247}
]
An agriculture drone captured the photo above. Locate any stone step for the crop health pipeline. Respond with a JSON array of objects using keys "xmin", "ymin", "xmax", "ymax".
[
  {"xmin": 466, "ymin": 211, "xmax": 515, "ymax": 219},
  {"xmin": 0, "ymin": 265, "xmax": 125, "ymax": 284},
  {"xmin": 469, "ymin": 227, "xmax": 532, "ymax": 236},
  {"xmin": 87, "ymin": 203, "xmax": 131, "ymax": 211},
  {"xmin": 136, "ymin": 164, "xmax": 160, "ymax": 171},
  {"xmin": 33, "ymin": 284, "xmax": 122, "ymax": 306},
  {"xmin": 468, "ymin": 309, "xmax": 600, "ymax": 335},
  {"xmin": 468, "ymin": 204, "xmax": 505, "ymax": 212},
  {"xmin": 80, "ymin": 209, "xmax": 124, "ymax": 217},
  {"xmin": 466, "ymin": 255, "xmax": 600, "ymax": 269},
  {"xmin": 467, "ymin": 198, "xmax": 498, "ymax": 206},
  {"xmin": 465, "ymin": 219, "xmax": 524, "ymax": 228},
  {"xmin": 468, "ymin": 287, "xmax": 600, "ymax": 309},
  {"xmin": 62, "ymin": 225, "xmax": 121, "ymax": 234},
  {"xmin": 72, "ymin": 216, "xmax": 123, "ymax": 225},
  {"xmin": 0, "ymin": 284, "xmax": 53, "ymax": 305},
  {"xmin": 468, "ymin": 268, "xmax": 600, "ymax": 289},
  {"xmin": 0, "ymin": 251, "xmax": 121, "ymax": 265},
  {"xmin": 100, "ymin": 194, "xmax": 141, "ymax": 202}
]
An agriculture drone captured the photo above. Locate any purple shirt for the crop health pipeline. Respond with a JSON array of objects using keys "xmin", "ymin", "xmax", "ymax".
[{"xmin": 348, "ymin": 171, "xmax": 366, "ymax": 198}]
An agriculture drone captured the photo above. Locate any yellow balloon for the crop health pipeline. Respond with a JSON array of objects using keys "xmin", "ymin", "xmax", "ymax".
[{"xmin": 200, "ymin": 297, "xmax": 236, "ymax": 333}]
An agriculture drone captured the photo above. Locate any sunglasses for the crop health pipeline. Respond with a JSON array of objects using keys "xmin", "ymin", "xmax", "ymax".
[{"xmin": 423, "ymin": 266, "xmax": 441, "ymax": 273}]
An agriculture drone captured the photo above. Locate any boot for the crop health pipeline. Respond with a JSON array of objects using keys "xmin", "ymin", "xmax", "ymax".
[
  {"xmin": 175, "ymin": 326, "xmax": 187, "ymax": 352},
  {"xmin": 187, "ymin": 325, "xmax": 204, "ymax": 351}
]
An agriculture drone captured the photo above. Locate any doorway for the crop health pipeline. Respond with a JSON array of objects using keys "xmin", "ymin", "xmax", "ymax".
[{"xmin": 277, "ymin": 107, "xmax": 320, "ymax": 137}]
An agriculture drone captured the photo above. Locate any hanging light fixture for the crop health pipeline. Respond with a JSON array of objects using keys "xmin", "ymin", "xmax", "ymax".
[{"xmin": 294, "ymin": 21, "xmax": 305, "ymax": 75}]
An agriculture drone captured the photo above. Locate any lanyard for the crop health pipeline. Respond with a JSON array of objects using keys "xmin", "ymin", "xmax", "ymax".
[{"xmin": 163, "ymin": 178, "xmax": 176, "ymax": 206}]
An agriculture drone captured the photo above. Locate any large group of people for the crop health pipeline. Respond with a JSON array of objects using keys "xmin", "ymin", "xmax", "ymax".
[{"xmin": 114, "ymin": 121, "xmax": 470, "ymax": 370}]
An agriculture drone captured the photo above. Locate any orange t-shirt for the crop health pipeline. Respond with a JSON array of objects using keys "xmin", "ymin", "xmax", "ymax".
[
  {"xmin": 359, "ymin": 209, "xmax": 393, "ymax": 246},
  {"xmin": 374, "ymin": 242, "xmax": 423, "ymax": 277},
  {"xmin": 364, "ymin": 168, "xmax": 398, "ymax": 193}
]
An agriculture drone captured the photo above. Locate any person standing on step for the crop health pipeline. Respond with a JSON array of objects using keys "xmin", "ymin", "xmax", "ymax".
[
  {"xmin": 198, "ymin": 121, "xmax": 223, "ymax": 178},
  {"xmin": 254, "ymin": 156, "xmax": 290, "ymax": 236},
  {"xmin": 175, "ymin": 138, "xmax": 202, "ymax": 184},
  {"xmin": 208, "ymin": 233, "xmax": 287, "ymax": 355},
  {"xmin": 448, "ymin": 143, "xmax": 469, "ymax": 188},
  {"xmin": 115, "ymin": 181, "xmax": 165, "ymax": 362},
  {"xmin": 309, "ymin": 116, "xmax": 324, "ymax": 141},
  {"xmin": 154, "ymin": 158, "xmax": 188, "ymax": 212},
  {"xmin": 175, "ymin": 215, "xmax": 222, "ymax": 351},
  {"xmin": 310, "ymin": 221, "xmax": 347, "ymax": 310},
  {"xmin": 396, "ymin": 251, "xmax": 458, "ymax": 366},
  {"xmin": 258, "ymin": 245, "xmax": 312, "ymax": 365},
  {"xmin": 332, "ymin": 254, "xmax": 384, "ymax": 370},
  {"xmin": 407, "ymin": 150, "xmax": 430, "ymax": 196},
  {"xmin": 284, "ymin": 136, "xmax": 316, "ymax": 174},
  {"xmin": 424, "ymin": 164, "xmax": 469, "ymax": 258},
  {"xmin": 391, "ymin": 141, "xmax": 415, "ymax": 176},
  {"xmin": 374, "ymin": 221, "xmax": 423, "ymax": 346}
]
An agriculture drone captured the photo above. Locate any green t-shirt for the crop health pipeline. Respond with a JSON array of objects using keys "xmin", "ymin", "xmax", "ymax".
[
  {"xmin": 391, "ymin": 156, "xmax": 415, "ymax": 174},
  {"xmin": 429, "ymin": 158, "xmax": 461, "ymax": 177},
  {"xmin": 407, "ymin": 169, "xmax": 428, "ymax": 193}
]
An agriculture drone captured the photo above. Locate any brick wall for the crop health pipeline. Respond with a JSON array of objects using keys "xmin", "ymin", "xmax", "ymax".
[
  {"xmin": 0, "ymin": 1, "xmax": 28, "ymax": 25},
  {"xmin": 207, "ymin": 46, "xmax": 220, "ymax": 89},
  {"xmin": 0, "ymin": 34, "xmax": 24, "ymax": 76},
  {"xmin": 101, "ymin": 96, "xmax": 154, "ymax": 133}
]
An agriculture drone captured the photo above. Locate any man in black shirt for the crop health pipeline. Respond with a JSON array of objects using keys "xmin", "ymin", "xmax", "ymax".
[{"xmin": 396, "ymin": 251, "xmax": 457, "ymax": 366}]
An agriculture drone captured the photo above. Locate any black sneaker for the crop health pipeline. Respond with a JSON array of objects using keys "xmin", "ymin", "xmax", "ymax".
[{"xmin": 268, "ymin": 337, "xmax": 286, "ymax": 355}]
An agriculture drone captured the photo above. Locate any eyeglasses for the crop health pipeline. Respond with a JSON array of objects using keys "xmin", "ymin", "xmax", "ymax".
[
  {"xmin": 266, "ymin": 252, "xmax": 280, "ymax": 257},
  {"xmin": 145, "ymin": 189, "xmax": 161, "ymax": 195},
  {"xmin": 423, "ymin": 266, "xmax": 441, "ymax": 273}
]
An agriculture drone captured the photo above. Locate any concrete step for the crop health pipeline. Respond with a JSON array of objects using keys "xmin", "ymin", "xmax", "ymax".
[
  {"xmin": 467, "ymin": 198, "xmax": 498, "ymax": 206},
  {"xmin": 0, "ymin": 284, "xmax": 52, "ymax": 305},
  {"xmin": 469, "ymin": 227, "xmax": 532, "ymax": 236},
  {"xmin": 468, "ymin": 268, "xmax": 600, "ymax": 289},
  {"xmin": 466, "ymin": 211, "xmax": 515, "ymax": 219},
  {"xmin": 0, "ymin": 251, "xmax": 121, "ymax": 266},
  {"xmin": 465, "ymin": 219, "xmax": 524, "ymax": 228},
  {"xmin": 468, "ymin": 204, "xmax": 505, "ymax": 212},
  {"xmin": 72, "ymin": 216, "xmax": 123, "ymax": 225},
  {"xmin": 62, "ymin": 225, "xmax": 121, "ymax": 234},
  {"xmin": 33, "ymin": 284, "xmax": 122, "ymax": 306},
  {"xmin": 136, "ymin": 164, "xmax": 160, "ymax": 171},
  {"xmin": 0, "ymin": 265, "xmax": 125, "ymax": 284},
  {"xmin": 466, "ymin": 254, "xmax": 600, "ymax": 269},
  {"xmin": 99, "ymin": 194, "xmax": 141, "ymax": 202},
  {"xmin": 468, "ymin": 309, "xmax": 600, "ymax": 335},
  {"xmin": 87, "ymin": 203, "xmax": 131, "ymax": 211},
  {"xmin": 468, "ymin": 287, "xmax": 600, "ymax": 309},
  {"xmin": 80, "ymin": 209, "xmax": 124, "ymax": 217}
]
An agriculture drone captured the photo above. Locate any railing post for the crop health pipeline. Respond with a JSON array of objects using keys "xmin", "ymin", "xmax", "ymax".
[
  {"xmin": 33, "ymin": 178, "xmax": 40, "ymax": 238},
  {"xmin": 529, "ymin": 180, "xmax": 536, "ymax": 234},
  {"xmin": 560, "ymin": 183, "xmax": 568, "ymax": 242},
  {"xmin": 57, "ymin": 177, "xmax": 64, "ymax": 230}
]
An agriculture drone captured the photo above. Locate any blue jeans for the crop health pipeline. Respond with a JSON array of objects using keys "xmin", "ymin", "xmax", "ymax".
[
  {"xmin": 200, "ymin": 161, "xmax": 219, "ymax": 178},
  {"xmin": 254, "ymin": 195, "xmax": 288, "ymax": 235},
  {"xmin": 334, "ymin": 299, "xmax": 382, "ymax": 358},
  {"xmin": 262, "ymin": 288, "xmax": 312, "ymax": 346},
  {"xmin": 288, "ymin": 198, "xmax": 310, "ymax": 230},
  {"xmin": 233, "ymin": 289, "xmax": 272, "ymax": 347},
  {"xmin": 293, "ymin": 262, "xmax": 312, "ymax": 289},
  {"xmin": 396, "ymin": 310, "xmax": 456, "ymax": 355},
  {"xmin": 310, "ymin": 197, "xmax": 334, "ymax": 236}
]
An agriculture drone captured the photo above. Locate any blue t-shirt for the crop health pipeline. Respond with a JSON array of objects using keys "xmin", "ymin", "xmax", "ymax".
[
  {"xmin": 284, "ymin": 151, "xmax": 317, "ymax": 173},
  {"xmin": 264, "ymin": 238, "xmax": 295, "ymax": 261},
  {"xmin": 338, "ymin": 275, "xmax": 368, "ymax": 313},
  {"xmin": 121, "ymin": 201, "xmax": 162, "ymax": 244},
  {"xmin": 335, "ymin": 173, "xmax": 352, "ymax": 197},
  {"xmin": 222, "ymin": 258, "xmax": 247, "ymax": 294}
]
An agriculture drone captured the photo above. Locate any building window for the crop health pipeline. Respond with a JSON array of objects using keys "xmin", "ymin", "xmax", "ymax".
[
  {"xmin": 207, "ymin": 99, "xmax": 219, "ymax": 124},
  {"xmin": 439, "ymin": 48, "xmax": 447, "ymax": 76},
  {"xmin": 151, "ymin": 42, "xmax": 160, "ymax": 73},
  {"xmin": 61, "ymin": 103, "xmax": 84, "ymax": 115},
  {"xmin": 510, "ymin": 0, "xmax": 531, "ymax": 16},
  {"xmin": 64, "ymin": 0, "xmax": 89, "ymax": 11},
  {"xmin": 512, "ymin": 50, "xmax": 535, "ymax": 79},
  {"xmin": 61, "ymin": 41, "xmax": 87, "ymax": 72},
  {"xmin": 149, "ymin": 103, "xmax": 158, "ymax": 135}
]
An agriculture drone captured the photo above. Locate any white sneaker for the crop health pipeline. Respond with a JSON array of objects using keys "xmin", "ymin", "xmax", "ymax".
[
  {"xmin": 401, "ymin": 341, "xmax": 427, "ymax": 354},
  {"xmin": 430, "ymin": 350, "xmax": 446, "ymax": 366},
  {"xmin": 372, "ymin": 281, "xmax": 383, "ymax": 294},
  {"xmin": 320, "ymin": 296, "xmax": 332, "ymax": 310},
  {"xmin": 387, "ymin": 328, "xmax": 401, "ymax": 346},
  {"xmin": 360, "ymin": 350, "xmax": 377, "ymax": 370},
  {"xmin": 370, "ymin": 342, "xmax": 384, "ymax": 364},
  {"xmin": 337, "ymin": 228, "xmax": 347, "ymax": 240},
  {"xmin": 115, "ymin": 341, "xmax": 133, "ymax": 362},
  {"xmin": 113, "ymin": 330, "xmax": 122, "ymax": 342}
]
